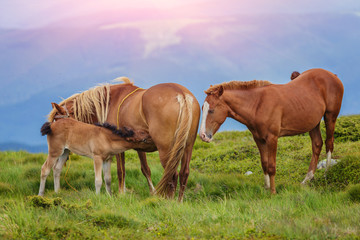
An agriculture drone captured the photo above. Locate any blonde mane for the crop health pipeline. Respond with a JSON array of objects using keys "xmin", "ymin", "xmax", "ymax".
[
  {"xmin": 48, "ymin": 77, "xmax": 134, "ymax": 123},
  {"xmin": 205, "ymin": 80, "xmax": 272, "ymax": 94}
]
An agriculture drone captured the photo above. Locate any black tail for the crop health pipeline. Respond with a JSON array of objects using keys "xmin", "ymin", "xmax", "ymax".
[
  {"xmin": 40, "ymin": 122, "xmax": 52, "ymax": 136},
  {"xmin": 94, "ymin": 122, "xmax": 134, "ymax": 138}
]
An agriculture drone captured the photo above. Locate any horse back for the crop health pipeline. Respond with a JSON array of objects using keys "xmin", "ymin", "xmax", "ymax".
[{"xmin": 292, "ymin": 68, "xmax": 344, "ymax": 110}]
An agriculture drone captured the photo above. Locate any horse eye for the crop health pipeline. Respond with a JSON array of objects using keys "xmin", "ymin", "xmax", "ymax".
[{"xmin": 208, "ymin": 109, "xmax": 214, "ymax": 114}]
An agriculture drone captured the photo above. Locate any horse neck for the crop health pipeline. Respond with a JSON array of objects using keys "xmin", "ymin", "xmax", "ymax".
[
  {"xmin": 105, "ymin": 134, "xmax": 131, "ymax": 153},
  {"xmin": 222, "ymin": 89, "xmax": 261, "ymax": 127}
]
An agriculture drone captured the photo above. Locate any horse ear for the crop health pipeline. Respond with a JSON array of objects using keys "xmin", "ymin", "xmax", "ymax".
[
  {"xmin": 204, "ymin": 86, "xmax": 224, "ymax": 97},
  {"xmin": 214, "ymin": 86, "xmax": 224, "ymax": 97},
  {"xmin": 52, "ymin": 102, "xmax": 67, "ymax": 115}
]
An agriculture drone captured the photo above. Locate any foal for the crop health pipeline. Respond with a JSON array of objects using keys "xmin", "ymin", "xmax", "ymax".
[{"xmin": 39, "ymin": 103, "xmax": 151, "ymax": 196}]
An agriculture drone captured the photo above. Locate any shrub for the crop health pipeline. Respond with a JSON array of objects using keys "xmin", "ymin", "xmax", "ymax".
[
  {"xmin": 27, "ymin": 196, "xmax": 92, "ymax": 210},
  {"xmin": 311, "ymin": 155, "xmax": 360, "ymax": 190},
  {"xmin": 347, "ymin": 184, "xmax": 360, "ymax": 202},
  {"xmin": 320, "ymin": 115, "xmax": 360, "ymax": 142},
  {"xmin": 89, "ymin": 210, "xmax": 138, "ymax": 228},
  {"xmin": 28, "ymin": 196, "xmax": 63, "ymax": 208}
]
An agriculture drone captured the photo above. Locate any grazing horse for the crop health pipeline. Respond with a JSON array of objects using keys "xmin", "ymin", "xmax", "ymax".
[
  {"xmin": 39, "ymin": 103, "xmax": 152, "ymax": 196},
  {"xmin": 48, "ymin": 79, "xmax": 200, "ymax": 201},
  {"xmin": 199, "ymin": 68, "xmax": 344, "ymax": 194}
]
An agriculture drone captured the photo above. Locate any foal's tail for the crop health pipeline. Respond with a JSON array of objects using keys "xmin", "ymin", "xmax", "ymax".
[
  {"xmin": 155, "ymin": 94, "xmax": 194, "ymax": 197},
  {"xmin": 40, "ymin": 122, "xmax": 52, "ymax": 136}
]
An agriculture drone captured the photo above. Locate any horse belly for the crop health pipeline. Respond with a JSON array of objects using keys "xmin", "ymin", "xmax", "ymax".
[
  {"xmin": 280, "ymin": 109, "xmax": 324, "ymax": 136},
  {"xmin": 66, "ymin": 138, "xmax": 96, "ymax": 159},
  {"xmin": 67, "ymin": 146, "xmax": 93, "ymax": 158}
]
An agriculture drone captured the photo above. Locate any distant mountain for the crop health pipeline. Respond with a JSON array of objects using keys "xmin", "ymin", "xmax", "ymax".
[
  {"xmin": 0, "ymin": 142, "xmax": 47, "ymax": 153},
  {"xmin": 0, "ymin": 10, "xmax": 359, "ymax": 148}
]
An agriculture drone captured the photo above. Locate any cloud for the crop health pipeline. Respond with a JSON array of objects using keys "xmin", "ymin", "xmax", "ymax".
[{"xmin": 101, "ymin": 18, "xmax": 208, "ymax": 58}]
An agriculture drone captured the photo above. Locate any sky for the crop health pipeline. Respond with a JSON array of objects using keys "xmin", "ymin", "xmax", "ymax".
[
  {"xmin": 2, "ymin": 0, "xmax": 360, "ymax": 29},
  {"xmin": 0, "ymin": 0, "xmax": 201, "ymax": 29},
  {"xmin": 1, "ymin": 0, "xmax": 360, "ymax": 150}
]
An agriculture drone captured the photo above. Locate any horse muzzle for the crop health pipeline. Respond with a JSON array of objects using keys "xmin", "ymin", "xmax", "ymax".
[{"xmin": 200, "ymin": 132, "xmax": 212, "ymax": 143}]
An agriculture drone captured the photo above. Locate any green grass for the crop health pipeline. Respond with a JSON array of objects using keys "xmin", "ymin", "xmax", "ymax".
[{"xmin": 0, "ymin": 115, "xmax": 360, "ymax": 239}]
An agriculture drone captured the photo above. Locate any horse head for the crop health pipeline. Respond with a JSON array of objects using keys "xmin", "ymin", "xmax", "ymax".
[
  {"xmin": 51, "ymin": 102, "xmax": 71, "ymax": 120},
  {"xmin": 199, "ymin": 85, "xmax": 229, "ymax": 142}
]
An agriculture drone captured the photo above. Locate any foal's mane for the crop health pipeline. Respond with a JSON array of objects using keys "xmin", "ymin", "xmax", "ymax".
[
  {"xmin": 205, "ymin": 80, "xmax": 272, "ymax": 94},
  {"xmin": 48, "ymin": 77, "xmax": 134, "ymax": 123},
  {"xmin": 94, "ymin": 122, "xmax": 134, "ymax": 138}
]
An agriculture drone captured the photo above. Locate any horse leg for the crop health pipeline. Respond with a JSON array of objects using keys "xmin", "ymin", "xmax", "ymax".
[
  {"xmin": 178, "ymin": 146, "xmax": 193, "ymax": 202},
  {"xmin": 39, "ymin": 154, "xmax": 60, "ymax": 196},
  {"xmin": 324, "ymin": 112, "xmax": 338, "ymax": 170},
  {"xmin": 137, "ymin": 151, "xmax": 155, "ymax": 194},
  {"xmin": 103, "ymin": 159, "xmax": 112, "ymax": 195},
  {"xmin": 302, "ymin": 123, "xmax": 323, "ymax": 184},
  {"xmin": 254, "ymin": 138, "xmax": 270, "ymax": 189},
  {"xmin": 116, "ymin": 153, "xmax": 126, "ymax": 193},
  {"xmin": 266, "ymin": 136, "xmax": 278, "ymax": 194},
  {"xmin": 93, "ymin": 156, "xmax": 103, "ymax": 194},
  {"xmin": 53, "ymin": 149, "xmax": 70, "ymax": 193}
]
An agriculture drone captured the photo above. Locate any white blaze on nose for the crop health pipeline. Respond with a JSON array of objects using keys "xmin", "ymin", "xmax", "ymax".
[{"xmin": 200, "ymin": 101, "xmax": 209, "ymax": 134}]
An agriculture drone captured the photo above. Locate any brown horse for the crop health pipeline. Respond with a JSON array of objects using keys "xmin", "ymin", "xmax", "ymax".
[
  {"xmin": 48, "ymin": 79, "xmax": 200, "ymax": 201},
  {"xmin": 199, "ymin": 68, "xmax": 344, "ymax": 194},
  {"xmin": 39, "ymin": 103, "xmax": 152, "ymax": 196}
]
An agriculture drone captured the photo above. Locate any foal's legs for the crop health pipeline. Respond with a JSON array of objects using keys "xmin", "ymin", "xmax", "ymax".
[
  {"xmin": 39, "ymin": 153, "xmax": 61, "ymax": 196},
  {"xmin": 53, "ymin": 149, "xmax": 70, "ymax": 193},
  {"xmin": 103, "ymin": 159, "xmax": 112, "ymax": 195},
  {"xmin": 138, "ymin": 151, "xmax": 155, "ymax": 193},
  {"xmin": 324, "ymin": 112, "xmax": 338, "ymax": 170},
  {"xmin": 116, "ymin": 153, "xmax": 126, "ymax": 193},
  {"xmin": 302, "ymin": 123, "xmax": 323, "ymax": 184},
  {"xmin": 93, "ymin": 156, "xmax": 103, "ymax": 194}
]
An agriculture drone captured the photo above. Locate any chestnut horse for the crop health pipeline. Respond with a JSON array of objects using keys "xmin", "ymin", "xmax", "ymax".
[
  {"xmin": 39, "ymin": 103, "xmax": 152, "ymax": 196},
  {"xmin": 199, "ymin": 68, "xmax": 344, "ymax": 194},
  {"xmin": 48, "ymin": 79, "xmax": 200, "ymax": 201}
]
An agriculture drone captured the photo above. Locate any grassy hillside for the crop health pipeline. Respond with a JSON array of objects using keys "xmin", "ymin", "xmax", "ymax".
[{"xmin": 0, "ymin": 115, "xmax": 359, "ymax": 239}]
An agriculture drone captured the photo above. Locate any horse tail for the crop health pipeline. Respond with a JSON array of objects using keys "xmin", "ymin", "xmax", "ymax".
[
  {"xmin": 40, "ymin": 122, "xmax": 52, "ymax": 136},
  {"xmin": 291, "ymin": 71, "xmax": 301, "ymax": 80},
  {"xmin": 155, "ymin": 93, "xmax": 194, "ymax": 197}
]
